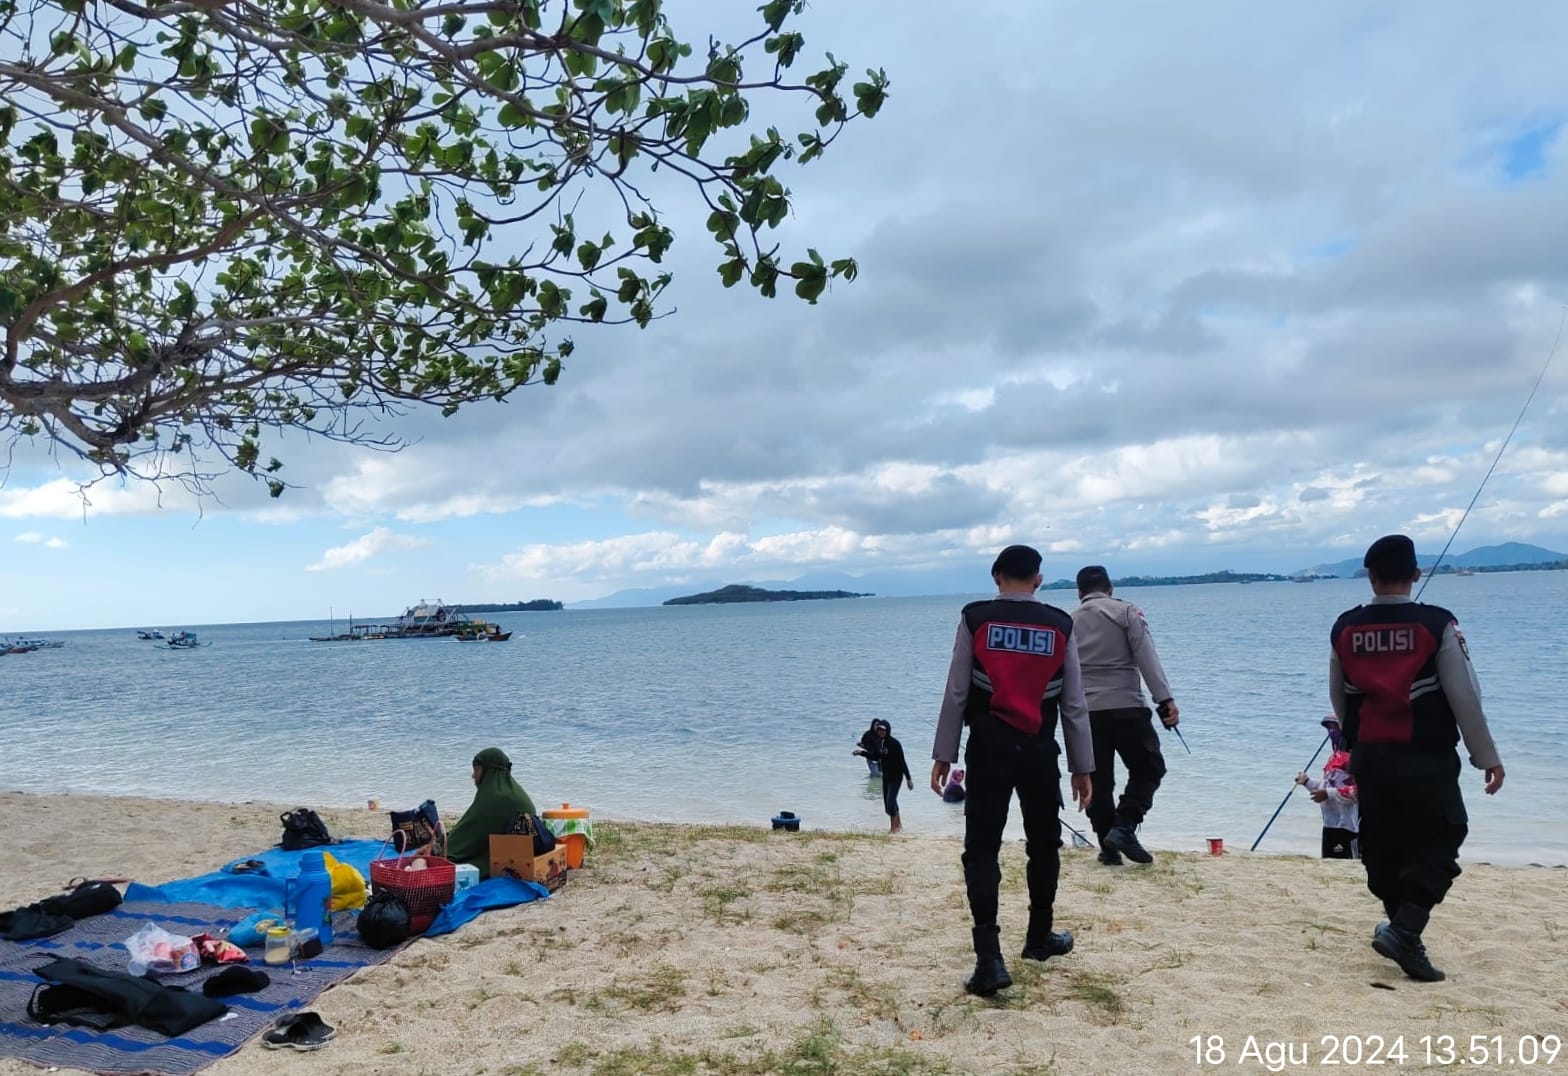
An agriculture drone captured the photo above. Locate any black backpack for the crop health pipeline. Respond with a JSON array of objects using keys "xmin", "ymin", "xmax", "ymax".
[
  {"xmin": 356, "ymin": 891, "xmax": 411, "ymax": 950},
  {"xmin": 279, "ymin": 808, "xmax": 333, "ymax": 851}
]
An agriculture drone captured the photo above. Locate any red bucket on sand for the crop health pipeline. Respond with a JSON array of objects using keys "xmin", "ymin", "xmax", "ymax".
[{"xmin": 1207, "ymin": 837, "xmax": 1224, "ymax": 856}]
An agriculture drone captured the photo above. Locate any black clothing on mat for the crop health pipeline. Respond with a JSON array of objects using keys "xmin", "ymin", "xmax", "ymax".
[
  {"xmin": 29, "ymin": 957, "xmax": 228, "ymax": 1037},
  {"xmin": 2, "ymin": 880, "xmax": 122, "ymax": 940},
  {"xmin": 0, "ymin": 906, "xmax": 74, "ymax": 941}
]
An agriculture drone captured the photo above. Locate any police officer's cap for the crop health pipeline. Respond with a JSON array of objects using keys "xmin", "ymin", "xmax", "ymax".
[
  {"xmin": 991, "ymin": 544, "xmax": 1042, "ymax": 580},
  {"xmin": 1363, "ymin": 534, "xmax": 1418, "ymax": 583}
]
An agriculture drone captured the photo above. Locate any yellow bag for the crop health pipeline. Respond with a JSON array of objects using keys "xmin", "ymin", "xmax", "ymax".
[{"xmin": 321, "ymin": 851, "xmax": 367, "ymax": 911}]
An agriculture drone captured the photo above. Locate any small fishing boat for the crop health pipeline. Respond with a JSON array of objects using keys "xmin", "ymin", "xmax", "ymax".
[
  {"xmin": 4, "ymin": 636, "xmax": 61, "ymax": 650},
  {"xmin": 165, "ymin": 631, "xmax": 209, "ymax": 649},
  {"xmin": 454, "ymin": 621, "xmax": 511, "ymax": 642},
  {"xmin": 136, "ymin": 629, "xmax": 165, "ymax": 640}
]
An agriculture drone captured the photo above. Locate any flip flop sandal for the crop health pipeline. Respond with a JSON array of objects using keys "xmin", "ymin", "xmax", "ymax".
[
  {"xmin": 262, "ymin": 1011, "xmax": 337, "ymax": 1051},
  {"xmin": 224, "ymin": 859, "xmax": 269, "ymax": 876}
]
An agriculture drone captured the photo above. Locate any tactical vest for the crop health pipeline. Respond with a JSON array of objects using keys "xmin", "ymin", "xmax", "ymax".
[
  {"xmin": 1330, "ymin": 601, "xmax": 1459, "ymax": 752},
  {"xmin": 961, "ymin": 598, "xmax": 1074, "ymax": 736}
]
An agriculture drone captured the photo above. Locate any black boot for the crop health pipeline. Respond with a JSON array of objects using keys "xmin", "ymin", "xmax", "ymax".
[
  {"xmin": 1104, "ymin": 824, "xmax": 1152, "ymax": 864},
  {"xmin": 1097, "ymin": 846, "xmax": 1123, "ymax": 866},
  {"xmin": 1021, "ymin": 929, "xmax": 1074, "ymax": 962},
  {"xmin": 1372, "ymin": 921, "xmax": 1445, "ymax": 982},
  {"xmin": 965, "ymin": 925, "xmax": 1012, "ymax": 997}
]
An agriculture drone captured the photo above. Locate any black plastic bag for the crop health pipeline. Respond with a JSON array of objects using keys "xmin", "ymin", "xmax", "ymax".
[{"xmin": 356, "ymin": 891, "xmax": 411, "ymax": 950}]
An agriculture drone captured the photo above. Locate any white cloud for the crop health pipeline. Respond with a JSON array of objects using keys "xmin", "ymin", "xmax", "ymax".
[
  {"xmin": 0, "ymin": 479, "xmax": 178, "ymax": 520},
  {"xmin": 481, "ymin": 525, "xmax": 898, "ymax": 585},
  {"xmin": 12, "ymin": 531, "xmax": 67, "ymax": 548},
  {"xmin": 305, "ymin": 527, "xmax": 432, "ymax": 572}
]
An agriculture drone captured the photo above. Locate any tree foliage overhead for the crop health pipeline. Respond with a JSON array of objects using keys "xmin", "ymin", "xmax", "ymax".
[{"xmin": 0, "ymin": 0, "xmax": 886, "ymax": 494}]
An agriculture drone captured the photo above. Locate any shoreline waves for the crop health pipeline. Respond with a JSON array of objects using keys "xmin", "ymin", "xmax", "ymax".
[{"xmin": 3, "ymin": 792, "xmax": 1565, "ymax": 1075}]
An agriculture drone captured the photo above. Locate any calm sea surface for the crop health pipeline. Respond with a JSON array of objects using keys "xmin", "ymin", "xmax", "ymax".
[{"xmin": 3, "ymin": 573, "xmax": 1564, "ymax": 865}]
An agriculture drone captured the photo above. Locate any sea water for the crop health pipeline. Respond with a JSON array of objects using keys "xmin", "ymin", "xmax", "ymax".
[{"xmin": 2, "ymin": 573, "xmax": 1564, "ymax": 865}]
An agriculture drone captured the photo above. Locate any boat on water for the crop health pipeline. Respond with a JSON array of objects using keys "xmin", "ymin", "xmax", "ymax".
[
  {"xmin": 165, "ymin": 631, "xmax": 209, "ymax": 649},
  {"xmin": 454, "ymin": 622, "xmax": 512, "ymax": 642},
  {"xmin": 2, "ymin": 644, "xmax": 36, "ymax": 655},
  {"xmin": 4, "ymin": 636, "xmax": 64, "ymax": 650},
  {"xmin": 309, "ymin": 599, "xmax": 478, "ymax": 641},
  {"xmin": 136, "ymin": 629, "xmax": 165, "ymax": 640}
]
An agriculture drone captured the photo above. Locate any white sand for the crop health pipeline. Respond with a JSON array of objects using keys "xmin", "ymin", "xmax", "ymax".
[{"xmin": 3, "ymin": 791, "xmax": 1565, "ymax": 1075}]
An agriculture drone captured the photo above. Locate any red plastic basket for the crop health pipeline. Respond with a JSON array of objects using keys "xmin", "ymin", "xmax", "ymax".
[{"xmin": 369, "ymin": 851, "xmax": 456, "ymax": 934}]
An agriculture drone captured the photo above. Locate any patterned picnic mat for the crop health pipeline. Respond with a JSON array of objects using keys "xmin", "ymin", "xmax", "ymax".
[{"xmin": 0, "ymin": 900, "xmax": 401, "ymax": 1075}]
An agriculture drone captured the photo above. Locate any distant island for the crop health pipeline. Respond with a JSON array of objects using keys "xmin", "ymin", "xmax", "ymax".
[
  {"xmin": 1043, "ymin": 545, "xmax": 1568, "ymax": 591},
  {"xmin": 459, "ymin": 600, "xmax": 564, "ymax": 612},
  {"xmin": 664, "ymin": 584, "xmax": 873, "ymax": 606}
]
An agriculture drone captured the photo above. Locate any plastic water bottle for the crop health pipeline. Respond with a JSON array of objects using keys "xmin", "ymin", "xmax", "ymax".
[{"xmin": 290, "ymin": 851, "xmax": 335, "ymax": 947}]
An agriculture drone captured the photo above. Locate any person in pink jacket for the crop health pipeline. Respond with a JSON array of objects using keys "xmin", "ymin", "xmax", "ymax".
[{"xmin": 1296, "ymin": 716, "xmax": 1359, "ymax": 859}]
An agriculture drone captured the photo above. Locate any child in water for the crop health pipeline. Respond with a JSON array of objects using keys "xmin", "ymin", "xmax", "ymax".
[
  {"xmin": 1296, "ymin": 716, "xmax": 1359, "ymax": 858},
  {"xmin": 941, "ymin": 768, "xmax": 967, "ymax": 803}
]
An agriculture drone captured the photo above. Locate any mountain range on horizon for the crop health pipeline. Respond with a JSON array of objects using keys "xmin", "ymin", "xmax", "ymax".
[
  {"xmin": 1295, "ymin": 541, "xmax": 1568, "ymax": 579},
  {"xmin": 568, "ymin": 541, "xmax": 1567, "ymax": 609}
]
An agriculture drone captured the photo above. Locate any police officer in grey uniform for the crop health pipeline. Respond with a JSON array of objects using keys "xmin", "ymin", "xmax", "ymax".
[{"xmin": 1071, "ymin": 565, "xmax": 1179, "ymax": 866}]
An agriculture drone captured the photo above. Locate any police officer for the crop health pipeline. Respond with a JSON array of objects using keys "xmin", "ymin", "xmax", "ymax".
[
  {"xmin": 930, "ymin": 544, "xmax": 1093, "ymax": 997},
  {"xmin": 1071, "ymin": 565, "xmax": 1179, "ymax": 866},
  {"xmin": 1329, "ymin": 535, "xmax": 1505, "ymax": 982}
]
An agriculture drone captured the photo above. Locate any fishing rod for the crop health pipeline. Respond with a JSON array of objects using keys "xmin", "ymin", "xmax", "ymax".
[
  {"xmin": 1414, "ymin": 304, "xmax": 1565, "ymax": 598},
  {"xmin": 1251, "ymin": 305, "xmax": 1565, "ymax": 853},
  {"xmin": 1251, "ymin": 733, "xmax": 1331, "ymax": 852}
]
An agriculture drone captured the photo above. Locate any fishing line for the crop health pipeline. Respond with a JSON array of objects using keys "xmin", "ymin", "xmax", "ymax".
[
  {"xmin": 1415, "ymin": 303, "xmax": 1566, "ymax": 598},
  {"xmin": 1252, "ymin": 305, "xmax": 1565, "ymax": 852}
]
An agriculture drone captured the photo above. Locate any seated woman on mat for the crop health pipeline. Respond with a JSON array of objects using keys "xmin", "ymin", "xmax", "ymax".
[{"xmin": 444, "ymin": 748, "xmax": 538, "ymax": 879}]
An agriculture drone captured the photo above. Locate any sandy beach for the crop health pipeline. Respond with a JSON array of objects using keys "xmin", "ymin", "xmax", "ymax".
[{"xmin": 3, "ymin": 791, "xmax": 1565, "ymax": 1075}]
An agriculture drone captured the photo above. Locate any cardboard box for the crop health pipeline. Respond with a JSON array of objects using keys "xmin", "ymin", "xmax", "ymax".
[{"xmin": 489, "ymin": 835, "xmax": 569, "ymax": 891}]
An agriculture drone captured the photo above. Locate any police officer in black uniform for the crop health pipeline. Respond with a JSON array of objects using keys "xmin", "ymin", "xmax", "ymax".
[
  {"xmin": 1330, "ymin": 535, "xmax": 1505, "ymax": 982},
  {"xmin": 930, "ymin": 545, "xmax": 1094, "ymax": 996}
]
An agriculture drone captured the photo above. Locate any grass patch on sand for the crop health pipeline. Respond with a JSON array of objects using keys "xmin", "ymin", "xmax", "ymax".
[
  {"xmin": 698, "ymin": 881, "xmax": 754, "ymax": 925},
  {"xmin": 762, "ymin": 856, "xmax": 898, "ymax": 935},
  {"xmin": 825, "ymin": 965, "xmax": 904, "ymax": 1022},
  {"xmin": 600, "ymin": 964, "xmax": 690, "ymax": 1013},
  {"xmin": 557, "ymin": 1017, "xmax": 949, "ymax": 1075},
  {"xmin": 1061, "ymin": 969, "xmax": 1129, "ymax": 1023}
]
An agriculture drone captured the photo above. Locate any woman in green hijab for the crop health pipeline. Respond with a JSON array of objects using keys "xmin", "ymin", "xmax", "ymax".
[{"xmin": 445, "ymin": 748, "xmax": 538, "ymax": 878}]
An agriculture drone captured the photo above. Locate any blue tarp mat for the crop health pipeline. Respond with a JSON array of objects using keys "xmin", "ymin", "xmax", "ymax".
[{"xmin": 124, "ymin": 839, "xmax": 389, "ymax": 914}]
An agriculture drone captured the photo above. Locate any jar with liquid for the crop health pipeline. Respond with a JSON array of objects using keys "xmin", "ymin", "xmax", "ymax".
[{"xmin": 264, "ymin": 926, "xmax": 293, "ymax": 965}]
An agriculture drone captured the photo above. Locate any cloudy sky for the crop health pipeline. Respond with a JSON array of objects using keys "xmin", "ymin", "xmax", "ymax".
[{"xmin": 6, "ymin": 0, "xmax": 1568, "ymax": 631}]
